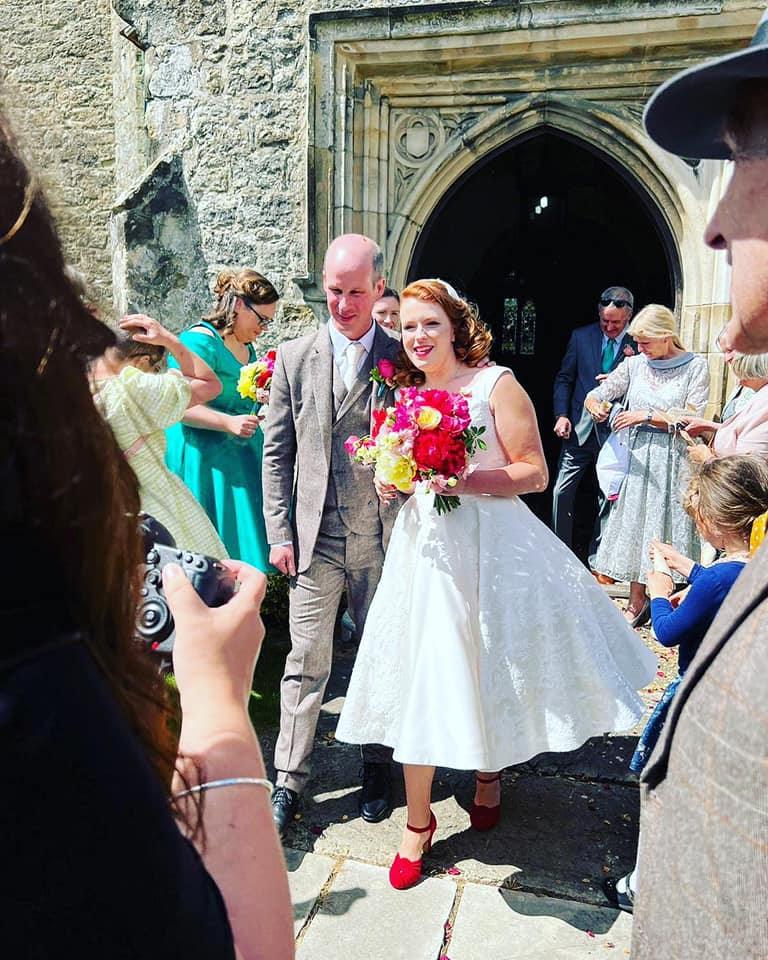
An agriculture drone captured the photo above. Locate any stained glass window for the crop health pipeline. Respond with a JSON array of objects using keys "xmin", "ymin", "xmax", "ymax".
[
  {"xmin": 502, "ymin": 298, "xmax": 518, "ymax": 353},
  {"xmin": 501, "ymin": 297, "xmax": 536, "ymax": 355}
]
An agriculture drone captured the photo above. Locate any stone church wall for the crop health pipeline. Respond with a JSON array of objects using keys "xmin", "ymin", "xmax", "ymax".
[
  {"xmin": 109, "ymin": 0, "xmax": 463, "ymax": 339},
  {"xmin": 0, "ymin": 0, "xmax": 117, "ymax": 309}
]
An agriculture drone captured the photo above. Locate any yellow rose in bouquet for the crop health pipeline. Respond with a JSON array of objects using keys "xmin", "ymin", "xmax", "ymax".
[
  {"xmin": 416, "ymin": 405, "xmax": 442, "ymax": 430},
  {"xmin": 375, "ymin": 450, "xmax": 416, "ymax": 492}
]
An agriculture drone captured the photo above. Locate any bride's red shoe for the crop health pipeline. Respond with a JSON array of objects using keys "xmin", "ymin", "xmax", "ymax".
[
  {"xmin": 389, "ymin": 813, "xmax": 437, "ymax": 890},
  {"xmin": 470, "ymin": 772, "xmax": 502, "ymax": 831}
]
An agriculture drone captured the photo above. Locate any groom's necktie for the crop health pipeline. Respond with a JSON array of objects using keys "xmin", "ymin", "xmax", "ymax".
[
  {"xmin": 601, "ymin": 338, "xmax": 616, "ymax": 374},
  {"xmin": 343, "ymin": 341, "xmax": 366, "ymax": 391}
]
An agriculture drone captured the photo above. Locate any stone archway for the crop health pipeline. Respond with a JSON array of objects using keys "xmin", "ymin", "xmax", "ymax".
[{"xmin": 388, "ymin": 96, "xmax": 684, "ymax": 302}]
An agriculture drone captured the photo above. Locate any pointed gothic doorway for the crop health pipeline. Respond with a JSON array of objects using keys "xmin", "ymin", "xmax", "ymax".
[{"xmin": 408, "ymin": 130, "xmax": 678, "ymax": 553}]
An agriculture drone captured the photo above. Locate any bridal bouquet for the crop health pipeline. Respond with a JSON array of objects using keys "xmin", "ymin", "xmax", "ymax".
[
  {"xmin": 345, "ymin": 387, "xmax": 486, "ymax": 515},
  {"xmin": 237, "ymin": 349, "xmax": 277, "ymax": 407}
]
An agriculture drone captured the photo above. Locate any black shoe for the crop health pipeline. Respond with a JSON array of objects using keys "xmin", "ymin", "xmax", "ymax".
[
  {"xmin": 360, "ymin": 761, "xmax": 392, "ymax": 823},
  {"xmin": 271, "ymin": 786, "xmax": 299, "ymax": 838},
  {"xmin": 602, "ymin": 876, "xmax": 635, "ymax": 914}
]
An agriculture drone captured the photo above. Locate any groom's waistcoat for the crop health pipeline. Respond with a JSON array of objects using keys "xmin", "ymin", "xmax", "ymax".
[{"xmin": 320, "ymin": 359, "xmax": 382, "ymax": 537}]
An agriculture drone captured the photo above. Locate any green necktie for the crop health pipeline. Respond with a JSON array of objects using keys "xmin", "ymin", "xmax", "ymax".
[{"xmin": 601, "ymin": 339, "xmax": 616, "ymax": 374}]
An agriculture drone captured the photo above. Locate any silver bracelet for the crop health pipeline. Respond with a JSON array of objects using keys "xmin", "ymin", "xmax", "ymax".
[{"xmin": 174, "ymin": 777, "xmax": 274, "ymax": 800}]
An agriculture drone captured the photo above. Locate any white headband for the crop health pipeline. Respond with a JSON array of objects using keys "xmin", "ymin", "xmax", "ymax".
[{"xmin": 422, "ymin": 277, "xmax": 461, "ymax": 301}]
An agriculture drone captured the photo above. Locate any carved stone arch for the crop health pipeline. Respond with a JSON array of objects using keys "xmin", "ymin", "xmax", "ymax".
[{"xmin": 388, "ymin": 96, "xmax": 687, "ymax": 304}]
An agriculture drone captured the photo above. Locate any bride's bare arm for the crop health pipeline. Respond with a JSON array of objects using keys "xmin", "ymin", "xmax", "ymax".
[{"xmin": 455, "ymin": 372, "xmax": 548, "ymax": 498}]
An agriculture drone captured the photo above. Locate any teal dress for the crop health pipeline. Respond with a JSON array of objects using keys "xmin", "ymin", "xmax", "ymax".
[{"xmin": 165, "ymin": 322, "xmax": 275, "ymax": 573}]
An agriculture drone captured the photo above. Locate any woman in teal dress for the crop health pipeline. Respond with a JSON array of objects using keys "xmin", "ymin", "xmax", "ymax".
[{"xmin": 166, "ymin": 268, "xmax": 279, "ymax": 572}]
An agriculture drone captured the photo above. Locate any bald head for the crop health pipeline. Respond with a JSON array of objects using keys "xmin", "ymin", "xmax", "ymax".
[
  {"xmin": 324, "ymin": 234, "xmax": 384, "ymax": 279},
  {"xmin": 323, "ymin": 234, "xmax": 386, "ymax": 340}
]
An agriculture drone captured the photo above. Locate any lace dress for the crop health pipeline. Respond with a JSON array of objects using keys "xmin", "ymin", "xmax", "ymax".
[
  {"xmin": 589, "ymin": 354, "xmax": 710, "ymax": 584},
  {"xmin": 335, "ymin": 366, "xmax": 657, "ymax": 771}
]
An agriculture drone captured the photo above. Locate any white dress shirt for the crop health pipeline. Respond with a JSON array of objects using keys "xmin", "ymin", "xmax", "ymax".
[{"xmin": 328, "ymin": 320, "xmax": 376, "ymax": 384}]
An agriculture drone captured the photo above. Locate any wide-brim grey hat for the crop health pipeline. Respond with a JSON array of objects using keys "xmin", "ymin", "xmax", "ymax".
[{"xmin": 644, "ymin": 9, "xmax": 768, "ymax": 159}]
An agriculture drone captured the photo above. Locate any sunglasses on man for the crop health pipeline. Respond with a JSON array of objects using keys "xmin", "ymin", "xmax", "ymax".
[
  {"xmin": 600, "ymin": 297, "xmax": 631, "ymax": 309},
  {"xmin": 241, "ymin": 297, "xmax": 272, "ymax": 327}
]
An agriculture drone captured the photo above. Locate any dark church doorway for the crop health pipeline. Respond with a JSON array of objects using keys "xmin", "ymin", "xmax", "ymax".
[{"xmin": 408, "ymin": 129, "xmax": 677, "ymax": 558}]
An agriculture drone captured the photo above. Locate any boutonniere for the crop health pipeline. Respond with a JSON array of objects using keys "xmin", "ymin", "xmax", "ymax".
[
  {"xmin": 623, "ymin": 345, "xmax": 635, "ymax": 357},
  {"xmin": 370, "ymin": 358, "xmax": 396, "ymax": 398}
]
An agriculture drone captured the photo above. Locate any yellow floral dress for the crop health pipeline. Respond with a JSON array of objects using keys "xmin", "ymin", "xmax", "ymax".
[{"xmin": 95, "ymin": 366, "xmax": 227, "ymax": 557}]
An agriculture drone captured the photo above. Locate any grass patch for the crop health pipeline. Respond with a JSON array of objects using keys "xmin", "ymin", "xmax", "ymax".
[{"xmin": 249, "ymin": 619, "xmax": 290, "ymax": 731}]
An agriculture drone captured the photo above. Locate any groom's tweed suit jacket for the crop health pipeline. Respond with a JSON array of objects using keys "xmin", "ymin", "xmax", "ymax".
[
  {"xmin": 262, "ymin": 322, "xmax": 401, "ymax": 573},
  {"xmin": 631, "ymin": 542, "xmax": 768, "ymax": 959}
]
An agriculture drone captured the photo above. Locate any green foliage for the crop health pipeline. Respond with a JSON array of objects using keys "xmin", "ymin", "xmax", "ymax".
[{"xmin": 260, "ymin": 572, "xmax": 290, "ymax": 627}]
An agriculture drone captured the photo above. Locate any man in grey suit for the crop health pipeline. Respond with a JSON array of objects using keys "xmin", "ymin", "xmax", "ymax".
[
  {"xmin": 551, "ymin": 288, "xmax": 636, "ymax": 558},
  {"xmin": 628, "ymin": 13, "xmax": 768, "ymax": 958},
  {"xmin": 262, "ymin": 234, "xmax": 400, "ymax": 835}
]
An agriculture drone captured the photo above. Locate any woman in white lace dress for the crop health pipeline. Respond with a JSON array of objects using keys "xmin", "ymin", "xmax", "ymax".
[
  {"xmin": 335, "ymin": 280, "xmax": 657, "ymax": 890},
  {"xmin": 585, "ymin": 305, "xmax": 711, "ymax": 625}
]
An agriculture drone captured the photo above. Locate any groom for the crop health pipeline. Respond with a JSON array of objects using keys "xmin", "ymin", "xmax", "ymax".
[{"xmin": 262, "ymin": 234, "xmax": 401, "ymax": 836}]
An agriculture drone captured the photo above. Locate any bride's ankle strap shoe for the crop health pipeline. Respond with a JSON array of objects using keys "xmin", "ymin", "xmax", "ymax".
[
  {"xmin": 471, "ymin": 772, "xmax": 502, "ymax": 832},
  {"xmin": 389, "ymin": 813, "xmax": 437, "ymax": 890}
]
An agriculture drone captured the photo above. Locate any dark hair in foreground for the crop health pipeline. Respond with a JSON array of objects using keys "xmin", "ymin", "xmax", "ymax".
[
  {"xmin": 394, "ymin": 279, "xmax": 493, "ymax": 386},
  {"xmin": 0, "ymin": 112, "xmax": 179, "ymax": 805}
]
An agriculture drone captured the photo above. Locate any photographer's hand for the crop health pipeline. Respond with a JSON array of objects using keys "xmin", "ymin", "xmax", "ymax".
[
  {"xmin": 167, "ymin": 559, "xmax": 265, "ymax": 714},
  {"xmin": 166, "ymin": 561, "xmax": 294, "ymax": 960}
]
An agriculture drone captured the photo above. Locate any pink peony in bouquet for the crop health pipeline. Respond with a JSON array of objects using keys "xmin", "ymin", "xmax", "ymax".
[
  {"xmin": 345, "ymin": 387, "xmax": 486, "ymax": 515},
  {"xmin": 237, "ymin": 349, "xmax": 277, "ymax": 408}
]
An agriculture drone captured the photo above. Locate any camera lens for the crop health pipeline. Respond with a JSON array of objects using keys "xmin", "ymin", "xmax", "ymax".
[{"xmin": 136, "ymin": 597, "xmax": 173, "ymax": 642}]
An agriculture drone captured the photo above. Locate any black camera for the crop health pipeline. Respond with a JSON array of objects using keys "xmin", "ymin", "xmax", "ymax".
[{"xmin": 136, "ymin": 515, "xmax": 236, "ymax": 659}]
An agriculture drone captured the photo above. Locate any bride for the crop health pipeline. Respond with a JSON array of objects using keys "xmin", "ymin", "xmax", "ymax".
[{"xmin": 334, "ymin": 279, "xmax": 656, "ymax": 890}]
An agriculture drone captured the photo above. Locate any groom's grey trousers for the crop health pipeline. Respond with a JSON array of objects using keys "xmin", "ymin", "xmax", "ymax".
[{"xmin": 275, "ymin": 528, "xmax": 390, "ymax": 793}]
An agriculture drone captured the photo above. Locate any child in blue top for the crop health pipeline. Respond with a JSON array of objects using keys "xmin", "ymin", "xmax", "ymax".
[{"xmin": 604, "ymin": 453, "xmax": 768, "ymax": 913}]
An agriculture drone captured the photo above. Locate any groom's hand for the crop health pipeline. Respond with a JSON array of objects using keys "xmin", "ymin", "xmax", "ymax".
[{"xmin": 270, "ymin": 544, "xmax": 296, "ymax": 577}]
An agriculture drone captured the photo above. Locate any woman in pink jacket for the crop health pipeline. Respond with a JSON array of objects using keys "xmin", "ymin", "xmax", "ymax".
[{"xmin": 683, "ymin": 352, "xmax": 768, "ymax": 461}]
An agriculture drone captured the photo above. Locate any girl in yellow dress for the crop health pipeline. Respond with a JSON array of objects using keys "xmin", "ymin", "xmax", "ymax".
[{"xmin": 91, "ymin": 315, "xmax": 227, "ymax": 557}]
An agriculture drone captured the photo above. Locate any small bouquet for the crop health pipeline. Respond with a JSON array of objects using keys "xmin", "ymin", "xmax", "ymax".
[
  {"xmin": 237, "ymin": 349, "xmax": 277, "ymax": 409},
  {"xmin": 345, "ymin": 387, "xmax": 486, "ymax": 515}
]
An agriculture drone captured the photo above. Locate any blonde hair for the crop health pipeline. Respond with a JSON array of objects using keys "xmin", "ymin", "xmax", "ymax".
[
  {"xmin": 203, "ymin": 268, "xmax": 279, "ymax": 335},
  {"xmin": 683, "ymin": 455, "xmax": 768, "ymax": 540},
  {"xmin": 730, "ymin": 351, "xmax": 768, "ymax": 381},
  {"xmin": 395, "ymin": 279, "xmax": 493, "ymax": 386},
  {"xmin": 628, "ymin": 304, "xmax": 685, "ymax": 350}
]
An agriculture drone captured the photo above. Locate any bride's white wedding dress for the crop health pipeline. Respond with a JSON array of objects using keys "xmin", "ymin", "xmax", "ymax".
[{"xmin": 335, "ymin": 366, "xmax": 657, "ymax": 770}]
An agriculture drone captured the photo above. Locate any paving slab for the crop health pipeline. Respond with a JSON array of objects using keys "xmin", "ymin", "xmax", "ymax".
[
  {"xmin": 284, "ymin": 849, "xmax": 337, "ymax": 936},
  {"xmin": 448, "ymin": 885, "xmax": 633, "ymax": 959},
  {"xmin": 296, "ymin": 859, "xmax": 456, "ymax": 960},
  {"xmin": 279, "ymin": 743, "xmax": 639, "ymax": 903}
]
